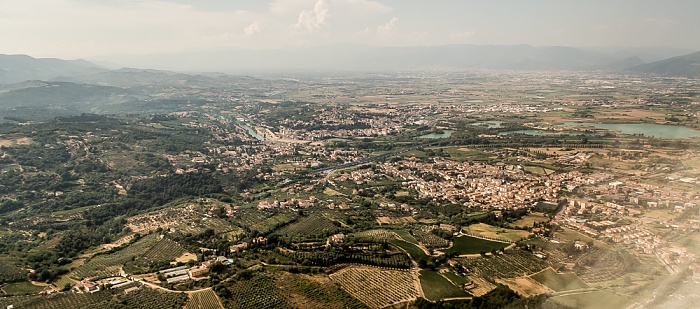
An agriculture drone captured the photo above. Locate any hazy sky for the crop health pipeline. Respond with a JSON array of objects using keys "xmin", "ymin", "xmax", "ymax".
[{"xmin": 1, "ymin": 0, "xmax": 699, "ymax": 59}]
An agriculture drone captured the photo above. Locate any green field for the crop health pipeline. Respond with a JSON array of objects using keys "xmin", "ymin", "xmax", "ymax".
[
  {"xmin": 2, "ymin": 281, "xmax": 44, "ymax": 295},
  {"xmin": 419, "ymin": 270, "xmax": 470, "ymax": 301},
  {"xmin": 548, "ymin": 291, "xmax": 634, "ymax": 309},
  {"xmin": 390, "ymin": 239, "xmax": 429, "ymax": 261},
  {"xmin": 442, "ymin": 271, "xmax": 469, "ymax": 286},
  {"xmin": 393, "ymin": 230, "xmax": 419, "ymax": 244},
  {"xmin": 509, "ymin": 213, "xmax": 550, "ymax": 228},
  {"xmin": 530, "ymin": 268, "xmax": 589, "ymax": 292},
  {"xmin": 445, "ymin": 236, "xmax": 506, "ymax": 255},
  {"xmin": 273, "ymin": 214, "xmax": 340, "ymax": 241},
  {"xmin": 443, "ymin": 147, "xmax": 495, "ymax": 161}
]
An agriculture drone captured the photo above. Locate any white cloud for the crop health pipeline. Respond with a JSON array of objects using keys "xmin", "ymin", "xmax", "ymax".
[
  {"xmin": 244, "ymin": 21, "xmax": 263, "ymax": 36},
  {"xmin": 377, "ymin": 17, "xmax": 399, "ymax": 36},
  {"xmin": 293, "ymin": 0, "xmax": 330, "ymax": 34}
]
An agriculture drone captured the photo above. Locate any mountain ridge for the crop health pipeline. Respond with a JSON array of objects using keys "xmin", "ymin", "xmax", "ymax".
[
  {"xmin": 0, "ymin": 54, "xmax": 105, "ymax": 84},
  {"xmin": 628, "ymin": 51, "xmax": 700, "ymax": 77}
]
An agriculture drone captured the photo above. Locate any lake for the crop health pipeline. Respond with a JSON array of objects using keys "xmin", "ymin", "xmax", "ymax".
[
  {"xmin": 561, "ymin": 122, "xmax": 700, "ymax": 138},
  {"xmin": 417, "ymin": 130, "xmax": 454, "ymax": 139}
]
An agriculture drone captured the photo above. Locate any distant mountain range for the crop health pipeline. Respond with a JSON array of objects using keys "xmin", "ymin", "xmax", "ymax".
[
  {"xmin": 99, "ymin": 44, "xmax": 695, "ymax": 73},
  {"xmin": 2, "ymin": 46, "xmax": 700, "ymax": 86},
  {"xmin": 1, "ymin": 47, "xmax": 699, "ymax": 120},
  {"xmin": 628, "ymin": 51, "xmax": 700, "ymax": 77},
  {"xmin": 0, "ymin": 54, "xmax": 105, "ymax": 84}
]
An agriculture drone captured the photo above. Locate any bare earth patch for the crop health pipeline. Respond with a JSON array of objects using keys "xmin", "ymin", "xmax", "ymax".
[
  {"xmin": 496, "ymin": 277, "xmax": 552, "ymax": 297},
  {"xmin": 376, "ymin": 216, "xmax": 416, "ymax": 225},
  {"xmin": 174, "ymin": 252, "xmax": 198, "ymax": 264},
  {"xmin": 0, "ymin": 137, "xmax": 33, "ymax": 146}
]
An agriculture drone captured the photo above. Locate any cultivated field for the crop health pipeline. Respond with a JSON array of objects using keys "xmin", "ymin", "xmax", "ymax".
[
  {"xmin": 184, "ymin": 288, "xmax": 224, "ymax": 309},
  {"xmin": 126, "ymin": 204, "xmax": 198, "ymax": 233},
  {"xmin": 548, "ymin": 291, "xmax": 634, "ymax": 309},
  {"xmin": 273, "ymin": 214, "xmax": 340, "ymax": 241},
  {"xmin": 0, "ymin": 290, "xmax": 112, "ymax": 309},
  {"xmin": 419, "ymin": 270, "xmax": 470, "ymax": 301},
  {"xmin": 275, "ymin": 272, "xmax": 368, "ymax": 309},
  {"xmin": 376, "ymin": 216, "xmax": 416, "ymax": 225},
  {"xmin": 412, "ymin": 229, "xmax": 449, "ymax": 249},
  {"xmin": 221, "ymin": 272, "xmax": 290, "ymax": 309},
  {"xmin": 445, "ymin": 235, "xmax": 507, "ymax": 255},
  {"xmin": 509, "ymin": 213, "xmax": 550, "ymax": 228},
  {"xmin": 496, "ymin": 277, "xmax": 551, "ymax": 297},
  {"xmin": 458, "ymin": 250, "xmax": 549, "ymax": 279},
  {"xmin": 0, "ymin": 255, "xmax": 28, "ymax": 284},
  {"xmin": 530, "ymin": 268, "xmax": 589, "ymax": 292},
  {"xmin": 463, "ymin": 223, "xmax": 530, "ymax": 242},
  {"xmin": 71, "ymin": 234, "xmax": 189, "ymax": 279},
  {"xmin": 330, "ymin": 267, "xmax": 420, "ymax": 308},
  {"xmin": 350, "ymin": 229, "xmax": 399, "ymax": 242},
  {"xmin": 390, "ymin": 239, "xmax": 430, "ymax": 262}
]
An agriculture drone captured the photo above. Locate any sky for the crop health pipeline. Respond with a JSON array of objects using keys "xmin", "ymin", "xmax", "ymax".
[{"xmin": 1, "ymin": 0, "xmax": 699, "ymax": 59}]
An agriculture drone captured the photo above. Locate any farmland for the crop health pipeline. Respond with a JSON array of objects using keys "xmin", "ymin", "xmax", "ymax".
[
  {"xmin": 0, "ymin": 290, "xmax": 112, "ymax": 309},
  {"xmin": 0, "ymin": 256, "xmax": 27, "ymax": 284},
  {"xmin": 184, "ymin": 288, "xmax": 224, "ymax": 309},
  {"xmin": 126, "ymin": 204, "xmax": 199, "ymax": 233},
  {"xmin": 0, "ymin": 69, "xmax": 698, "ymax": 308},
  {"xmin": 276, "ymin": 272, "xmax": 368, "ymax": 309},
  {"xmin": 233, "ymin": 210, "xmax": 298, "ymax": 235},
  {"xmin": 1, "ymin": 281, "xmax": 44, "ymax": 295},
  {"xmin": 330, "ymin": 267, "xmax": 420, "ymax": 308},
  {"xmin": 496, "ymin": 277, "xmax": 551, "ymax": 297},
  {"xmin": 283, "ymin": 250, "xmax": 412, "ymax": 269},
  {"xmin": 530, "ymin": 268, "xmax": 590, "ymax": 292},
  {"xmin": 457, "ymin": 250, "xmax": 549, "ymax": 279},
  {"xmin": 508, "ymin": 212, "xmax": 550, "ymax": 228},
  {"xmin": 71, "ymin": 234, "xmax": 191, "ymax": 279},
  {"xmin": 390, "ymin": 239, "xmax": 429, "ymax": 262},
  {"xmin": 548, "ymin": 291, "xmax": 634, "ymax": 309},
  {"xmin": 273, "ymin": 214, "xmax": 341, "ymax": 241},
  {"xmin": 101, "ymin": 286, "xmax": 189, "ymax": 309},
  {"xmin": 349, "ymin": 229, "xmax": 399, "ymax": 242},
  {"xmin": 219, "ymin": 272, "xmax": 290, "ymax": 309},
  {"xmin": 419, "ymin": 270, "xmax": 470, "ymax": 301},
  {"xmin": 412, "ymin": 229, "xmax": 449, "ymax": 249},
  {"xmin": 445, "ymin": 236, "xmax": 507, "ymax": 255},
  {"xmin": 463, "ymin": 223, "xmax": 530, "ymax": 242},
  {"xmin": 442, "ymin": 271, "xmax": 469, "ymax": 286},
  {"xmin": 393, "ymin": 230, "xmax": 418, "ymax": 244}
]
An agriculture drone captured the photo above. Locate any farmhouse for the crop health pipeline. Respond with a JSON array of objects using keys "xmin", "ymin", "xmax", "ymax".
[
  {"xmin": 574, "ymin": 241, "xmax": 589, "ymax": 251},
  {"xmin": 327, "ymin": 233, "xmax": 345, "ymax": 246},
  {"xmin": 74, "ymin": 279, "xmax": 99, "ymax": 293},
  {"xmin": 188, "ymin": 265, "xmax": 209, "ymax": 278},
  {"xmin": 229, "ymin": 242, "xmax": 249, "ymax": 253}
]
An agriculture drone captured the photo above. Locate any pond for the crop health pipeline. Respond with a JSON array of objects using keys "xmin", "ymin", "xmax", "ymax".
[{"xmin": 560, "ymin": 122, "xmax": 700, "ymax": 138}]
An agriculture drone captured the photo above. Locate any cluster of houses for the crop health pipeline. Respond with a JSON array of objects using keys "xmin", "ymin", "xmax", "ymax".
[
  {"xmin": 159, "ymin": 256, "xmax": 233, "ymax": 284},
  {"xmin": 257, "ymin": 197, "xmax": 317, "ymax": 210},
  {"xmin": 229, "ymin": 237, "xmax": 268, "ymax": 253},
  {"xmin": 380, "ymin": 159, "xmax": 560, "ymax": 209}
]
